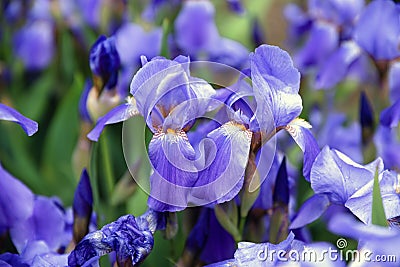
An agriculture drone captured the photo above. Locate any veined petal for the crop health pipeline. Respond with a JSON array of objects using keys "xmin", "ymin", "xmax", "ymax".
[
  {"xmin": 285, "ymin": 118, "xmax": 320, "ymax": 181},
  {"xmin": 0, "ymin": 103, "xmax": 38, "ymax": 136},
  {"xmin": 191, "ymin": 121, "xmax": 252, "ymax": 205},
  {"xmin": 380, "ymin": 98, "xmax": 400, "ymax": 128},
  {"xmin": 346, "ymin": 170, "xmax": 400, "ymax": 224},
  {"xmin": 147, "ymin": 130, "xmax": 198, "ymax": 212},
  {"xmin": 0, "ymin": 163, "xmax": 34, "ymax": 229},
  {"xmin": 87, "ymin": 101, "xmax": 138, "ymax": 141},
  {"xmin": 289, "ymin": 194, "xmax": 330, "ymax": 229},
  {"xmin": 250, "ymin": 45, "xmax": 302, "ymax": 131},
  {"xmin": 310, "ymin": 146, "xmax": 382, "ymax": 204},
  {"xmin": 353, "ymin": 0, "xmax": 400, "ymax": 60},
  {"xmin": 68, "ymin": 214, "xmax": 153, "ymax": 267}
]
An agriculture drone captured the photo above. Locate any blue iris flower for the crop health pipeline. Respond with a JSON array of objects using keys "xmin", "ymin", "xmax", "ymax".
[
  {"xmin": 87, "ymin": 45, "xmax": 318, "ymax": 212},
  {"xmin": 291, "ymin": 146, "xmax": 400, "ymax": 228},
  {"xmin": 68, "ymin": 209, "xmax": 166, "ymax": 267}
]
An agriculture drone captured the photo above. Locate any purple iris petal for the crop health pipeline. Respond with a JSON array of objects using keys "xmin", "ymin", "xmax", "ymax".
[
  {"xmin": 285, "ymin": 119, "xmax": 320, "ymax": 181},
  {"xmin": 329, "ymin": 213, "xmax": 398, "ymax": 240},
  {"xmin": 78, "ymin": 80, "xmax": 93, "ymax": 123},
  {"xmin": 73, "ymin": 168, "xmax": 93, "ymax": 243},
  {"xmin": 129, "ymin": 57, "xmax": 190, "ymax": 121},
  {"xmin": 74, "ymin": 0, "xmax": 102, "ymax": 28},
  {"xmin": 315, "ymin": 41, "xmax": 362, "ymax": 89},
  {"xmin": 13, "ymin": 21, "xmax": 54, "ymax": 70},
  {"xmin": 308, "ymin": 0, "xmax": 364, "ymax": 26},
  {"xmin": 329, "ymin": 213, "xmax": 400, "ymax": 263},
  {"xmin": 389, "ymin": 62, "xmax": 400, "ymax": 103},
  {"xmin": 234, "ymin": 232, "xmax": 295, "ymax": 265},
  {"xmin": 374, "ymin": 126, "xmax": 400, "ymax": 170},
  {"xmin": 290, "ymin": 193, "xmax": 330, "ymax": 229},
  {"xmin": 346, "ymin": 170, "xmax": 400, "ymax": 224},
  {"xmin": 0, "ymin": 253, "xmax": 29, "ymax": 267},
  {"xmin": 208, "ymin": 38, "xmax": 249, "ymax": 68},
  {"xmin": 284, "ymin": 4, "xmax": 312, "ymax": 43},
  {"xmin": 87, "ymin": 102, "xmax": 138, "ymax": 141},
  {"xmin": 191, "ymin": 122, "xmax": 252, "ymax": 205},
  {"xmin": 68, "ymin": 211, "xmax": 163, "ymax": 267},
  {"xmin": 29, "ymin": 0, "xmax": 52, "ymax": 21},
  {"xmin": 0, "ymin": 103, "xmax": 38, "ymax": 136},
  {"xmin": 185, "ymin": 208, "xmax": 236, "ymax": 264},
  {"xmin": 353, "ymin": 0, "xmax": 400, "ymax": 60},
  {"xmin": 380, "ymin": 98, "xmax": 400, "ymax": 128},
  {"xmin": 115, "ymin": 23, "xmax": 162, "ymax": 67},
  {"xmin": 250, "ymin": 45, "xmax": 302, "ymax": 131},
  {"xmin": 0, "ymin": 164, "xmax": 34, "ymax": 229},
  {"xmin": 294, "ymin": 21, "xmax": 338, "ymax": 70},
  {"xmin": 89, "ymin": 35, "xmax": 120, "ymax": 90},
  {"xmin": 252, "ymin": 151, "xmax": 283, "ymax": 210},
  {"xmin": 174, "ymin": 0, "xmax": 219, "ymax": 54},
  {"xmin": 310, "ymin": 146, "xmax": 383, "ymax": 204},
  {"xmin": 10, "ymin": 196, "xmax": 65, "ymax": 253},
  {"xmin": 310, "ymin": 110, "xmax": 362, "ymax": 163},
  {"xmin": 147, "ymin": 130, "xmax": 198, "ymax": 212},
  {"xmin": 273, "ymin": 157, "xmax": 289, "ymax": 205},
  {"xmin": 226, "ymin": 0, "xmax": 245, "ymax": 14},
  {"xmin": 73, "ymin": 169, "xmax": 93, "ymax": 218}
]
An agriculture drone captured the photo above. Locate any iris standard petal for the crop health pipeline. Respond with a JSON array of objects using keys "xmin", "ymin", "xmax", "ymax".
[
  {"xmin": 250, "ymin": 45, "xmax": 302, "ymax": 130},
  {"xmin": 174, "ymin": 0, "xmax": 220, "ymax": 54},
  {"xmin": 290, "ymin": 193, "xmax": 330, "ymax": 229},
  {"xmin": 192, "ymin": 121, "xmax": 252, "ymax": 205},
  {"xmin": 0, "ymin": 103, "xmax": 38, "ymax": 136},
  {"xmin": 380, "ymin": 98, "xmax": 400, "ymax": 128},
  {"xmin": 129, "ymin": 58, "xmax": 192, "ymax": 124},
  {"xmin": 353, "ymin": 0, "xmax": 400, "ymax": 60},
  {"xmin": 285, "ymin": 118, "xmax": 320, "ymax": 181},
  {"xmin": 10, "ymin": 196, "xmax": 65, "ymax": 253},
  {"xmin": 147, "ymin": 130, "xmax": 198, "ymax": 212},
  {"xmin": 0, "ymin": 163, "xmax": 34, "ymax": 229},
  {"xmin": 87, "ymin": 101, "xmax": 138, "ymax": 141}
]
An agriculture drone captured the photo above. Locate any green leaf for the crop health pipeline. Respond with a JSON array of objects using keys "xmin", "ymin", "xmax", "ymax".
[
  {"xmin": 371, "ymin": 166, "xmax": 388, "ymax": 227},
  {"xmin": 160, "ymin": 19, "xmax": 170, "ymax": 58},
  {"xmin": 214, "ymin": 203, "xmax": 241, "ymax": 242},
  {"xmin": 41, "ymin": 74, "xmax": 83, "ymax": 203}
]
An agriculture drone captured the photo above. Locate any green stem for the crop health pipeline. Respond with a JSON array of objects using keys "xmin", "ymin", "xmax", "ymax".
[{"xmin": 100, "ymin": 134, "xmax": 114, "ymax": 198}]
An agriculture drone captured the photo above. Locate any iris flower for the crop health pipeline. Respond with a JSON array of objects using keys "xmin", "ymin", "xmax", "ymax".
[{"xmin": 87, "ymin": 45, "xmax": 318, "ymax": 212}]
